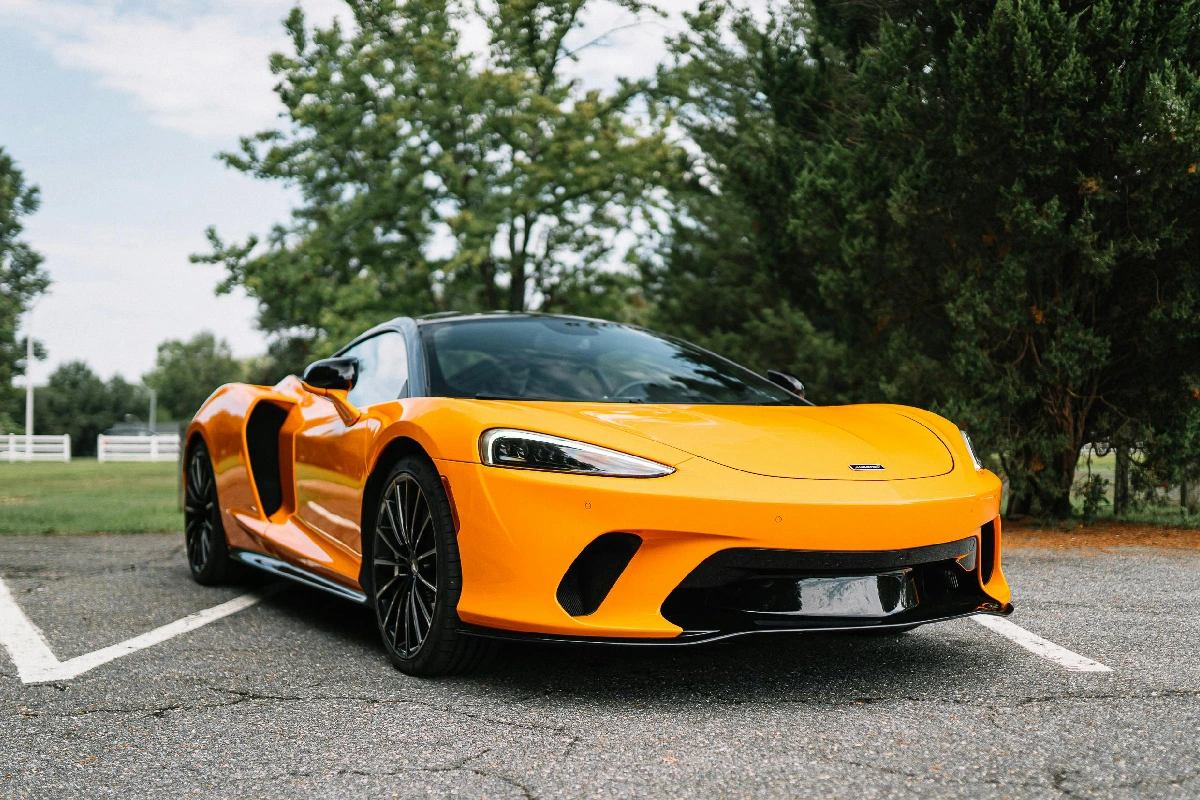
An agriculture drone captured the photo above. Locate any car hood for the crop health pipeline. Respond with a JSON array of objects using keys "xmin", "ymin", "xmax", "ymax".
[{"xmin": 563, "ymin": 404, "xmax": 955, "ymax": 480}]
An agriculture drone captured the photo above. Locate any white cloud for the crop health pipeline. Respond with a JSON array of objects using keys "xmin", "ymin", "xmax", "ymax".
[
  {"xmin": 0, "ymin": 0, "xmax": 745, "ymax": 142},
  {"xmin": 0, "ymin": 0, "xmax": 344, "ymax": 140},
  {"xmin": 2, "ymin": 0, "xmax": 767, "ymax": 387}
]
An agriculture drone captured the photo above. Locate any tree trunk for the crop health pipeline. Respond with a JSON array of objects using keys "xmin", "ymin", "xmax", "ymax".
[
  {"xmin": 1113, "ymin": 446, "xmax": 1130, "ymax": 517},
  {"xmin": 480, "ymin": 259, "xmax": 499, "ymax": 310},
  {"xmin": 1046, "ymin": 445, "xmax": 1079, "ymax": 518},
  {"xmin": 508, "ymin": 256, "xmax": 526, "ymax": 311},
  {"xmin": 1006, "ymin": 489, "xmax": 1031, "ymax": 520}
]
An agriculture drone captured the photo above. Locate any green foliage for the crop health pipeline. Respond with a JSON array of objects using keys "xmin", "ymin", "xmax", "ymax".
[
  {"xmin": 653, "ymin": 0, "xmax": 1200, "ymax": 518},
  {"xmin": 1074, "ymin": 470, "xmax": 1111, "ymax": 524},
  {"xmin": 644, "ymin": 3, "xmax": 852, "ymax": 400},
  {"xmin": 143, "ymin": 332, "xmax": 245, "ymax": 420},
  {"xmin": 35, "ymin": 362, "xmax": 148, "ymax": 456},
  {"xmin": 0, "ymin": 148, "xmax": 50, "ymax": 428},
  {"xmin": 197, "ymin": 0, "xmax": 679, "ymax": 354}
]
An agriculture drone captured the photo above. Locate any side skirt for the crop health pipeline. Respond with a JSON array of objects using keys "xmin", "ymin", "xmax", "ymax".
[{"xmin": 230, "ymin": 549, "xmax": 368, "ymax": 605}]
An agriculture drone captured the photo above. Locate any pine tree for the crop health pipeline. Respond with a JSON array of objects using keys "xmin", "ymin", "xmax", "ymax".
[{"xmin": 655, "ymin": 0, "xmax": 1200, "ymax": 517}]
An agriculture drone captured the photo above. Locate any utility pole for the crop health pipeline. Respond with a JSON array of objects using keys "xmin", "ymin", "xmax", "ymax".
[
  {"xmin": 24, "ymin": 330, "xmax": 33, "ymax": 459},
  {"xmin": 148, "ymin": 389, "xmax": 157, "ymax": 434}
]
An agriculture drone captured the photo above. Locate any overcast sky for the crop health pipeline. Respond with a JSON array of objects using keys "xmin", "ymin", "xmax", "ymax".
[{"xmin": 0, "ymin": 0, "xmax": 720, "ymax": 385}]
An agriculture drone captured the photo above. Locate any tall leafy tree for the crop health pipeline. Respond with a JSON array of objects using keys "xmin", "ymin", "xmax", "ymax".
[
  {"xmin": 645, "ymin": 3, "xmax": 850, "ymax": 399},
  {"xmin": 197, "ymin": 0, "xmax": 677, "ymax": 353},
  {"xmin": 0, "ymin": 148, "xmax": 50, "ymax": 433},
  {"xmin": 655, "ymin": 0, "xmax": 1200, "ymax": 517},
  {"xmin": 143, "ymin": 332, "xmax": 245, "ymax": 421},
  {"xmin": 794, "ymin": 0, "xmax": 1200, "ymax": 516}
]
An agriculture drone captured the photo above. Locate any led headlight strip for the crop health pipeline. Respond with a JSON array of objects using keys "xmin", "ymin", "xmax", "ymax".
[
  {"xmin": 479, "ymin": 429, "xmax": 675, "ymax": 478},
  {"xmin": 960, "ymin": 430, "xmax": 984, "ymax": 471}
]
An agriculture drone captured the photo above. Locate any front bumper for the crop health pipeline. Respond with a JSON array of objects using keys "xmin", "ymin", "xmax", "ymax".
[
  {"xmin": 436, "ymin": 454, "xmax": 1011, "ymax": 640},
  {"xmin": 458, "ymin": 536, "xmax": 1012, "ymax": 644}
]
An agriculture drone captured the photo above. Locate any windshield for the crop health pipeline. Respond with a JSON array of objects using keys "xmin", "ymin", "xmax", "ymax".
[{"xmin": 420, "ymin": 316, "xmax": 800, "ymax": 405}]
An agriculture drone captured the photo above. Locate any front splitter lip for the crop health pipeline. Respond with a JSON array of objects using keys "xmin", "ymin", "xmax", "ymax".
[{"xmin": 457, "ymin": 602, "xmax": 1014, "ymax": 647}]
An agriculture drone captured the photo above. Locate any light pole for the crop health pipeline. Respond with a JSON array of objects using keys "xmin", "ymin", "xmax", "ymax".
[
  {"xmin": 24, "ymin": 324, "xmax": 33, "ymax": 459},
  {"xmin": 148, "ymin": 389, "xmax": 157, "ymax": 434}
]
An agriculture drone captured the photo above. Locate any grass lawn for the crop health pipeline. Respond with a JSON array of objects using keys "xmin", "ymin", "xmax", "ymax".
[{"xmin": 0, "ymin": 459, "xmax": 182, "ymax": 534}]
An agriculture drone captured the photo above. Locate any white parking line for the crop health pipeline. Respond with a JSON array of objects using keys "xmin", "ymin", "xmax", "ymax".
[
  {"xmin": 973, "ymin": 615, "xmax": 1112, "ymax": 673},
  {"xmin": 0, "ymin": 578, "xmax": 278, "ymax": 684}
]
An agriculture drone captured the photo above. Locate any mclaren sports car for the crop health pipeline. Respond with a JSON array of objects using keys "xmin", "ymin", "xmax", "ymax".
[{"xmin": 184, "ymin": 312, "xmax": 1012, "ymax": 675}]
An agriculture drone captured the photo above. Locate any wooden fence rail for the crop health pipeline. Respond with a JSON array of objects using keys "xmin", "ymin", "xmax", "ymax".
[
  {"xmin": 0, "ymin": 434, "xmax": 71, "ymax": 462},
  {"xmin": 97, "ymin": 434, "xmax": 180, "ymax": 463}
]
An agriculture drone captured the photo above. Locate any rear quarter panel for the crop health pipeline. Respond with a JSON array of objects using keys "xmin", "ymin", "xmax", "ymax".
[{"xmin": 186, "ymin": 383, "xmax": 281, "ymax": 552}]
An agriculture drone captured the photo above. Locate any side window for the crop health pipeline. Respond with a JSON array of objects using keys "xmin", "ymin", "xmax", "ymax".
[{"xmin": 343, "ymin": 332, "xmax": 409, "ymax": 408}]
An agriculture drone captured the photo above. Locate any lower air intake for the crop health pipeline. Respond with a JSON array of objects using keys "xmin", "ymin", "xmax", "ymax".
[
  {"xmin": 556, "ymin": 533, "xmax": 642, "ymax": 617},
  {"xmin": 980, "ymin": 519, "xmax": 997, "ymax": 584}
]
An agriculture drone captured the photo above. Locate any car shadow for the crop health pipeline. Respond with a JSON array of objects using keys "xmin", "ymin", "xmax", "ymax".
[{"xmin": 247, "ymin": 575, "xmax": 1006, "ymax": 706}]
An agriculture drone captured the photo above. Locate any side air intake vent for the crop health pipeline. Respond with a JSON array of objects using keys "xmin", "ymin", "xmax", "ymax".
[
  {"xmin": 980, "ymin": 519, "xmax": 997, "ymax": 584},
  {"xmin": 556, "ymin": 533, "xmax": 642, "ymax": 617},
  {"xmin": 246, "ymin": 401, "xmax": 289, "ymax": 517}
]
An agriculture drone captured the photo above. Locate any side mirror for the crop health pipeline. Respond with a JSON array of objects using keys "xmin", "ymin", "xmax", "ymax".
[
  {"xmin": 301, "ymin": 357, "xmax": 361, "ymax": 425},
  {"xmin": 767, "ymin": 370, "xmax": 806, "ymax": 400},
  {"xmin": 302, "ymin": 357, "xmax": 358, "ymax": 391}
]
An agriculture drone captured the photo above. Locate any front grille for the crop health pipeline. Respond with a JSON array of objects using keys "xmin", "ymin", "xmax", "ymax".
[{"xmin": 661, "ymin": 538, "xmax": 990, "ymax": 632}]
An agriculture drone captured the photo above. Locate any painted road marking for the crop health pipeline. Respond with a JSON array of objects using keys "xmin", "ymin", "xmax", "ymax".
[
  {"xmin": 973, "ymin": 615, "xmax": 1112, "ymax": 673},
  {"xmin": 0, "ymin": 578, "xmax": 278, "ymax": 684}
]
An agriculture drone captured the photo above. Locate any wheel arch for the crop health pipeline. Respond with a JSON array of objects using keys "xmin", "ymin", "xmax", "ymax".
[{"xmin": 182, "ymin": 430, "xmax": 208, "ymax": 489}]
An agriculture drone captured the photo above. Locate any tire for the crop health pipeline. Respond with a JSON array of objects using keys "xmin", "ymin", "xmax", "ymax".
[
  {"xmin": 370, "ymin": 455, "xmax": 494, "ymax": 676},
  {"xmin": 183, "ymin": 441, "xmax": 234, "ymax": 585}
]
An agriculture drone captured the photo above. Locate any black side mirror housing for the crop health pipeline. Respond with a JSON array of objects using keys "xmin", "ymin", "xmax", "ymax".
[
  {"xmin": 767, "ymin": 370, "xmax": 806, "ymax": 400},
  {"xmin": 302, "ymin": 357, "xmax": 358, "ymax": 392}
]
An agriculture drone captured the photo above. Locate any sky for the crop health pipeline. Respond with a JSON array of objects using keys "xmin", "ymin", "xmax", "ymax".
[{"xmin": 0, "ymin": 0, "xmax": 720, "ymax": 385}]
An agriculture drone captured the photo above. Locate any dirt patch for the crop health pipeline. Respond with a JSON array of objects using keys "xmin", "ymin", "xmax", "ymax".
[{"xmin": 1004, "ymin": 519, "xmax": 1200, "ymax": 551}]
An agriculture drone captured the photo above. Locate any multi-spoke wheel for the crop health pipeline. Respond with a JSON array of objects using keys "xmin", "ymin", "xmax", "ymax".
[
  {"xmin": 371, "ymin": 456, "xmax": 494, "ymax": 676},
  {"xmin": 184, "ymin": 441, "xmax": 233, "ymax": 585}
]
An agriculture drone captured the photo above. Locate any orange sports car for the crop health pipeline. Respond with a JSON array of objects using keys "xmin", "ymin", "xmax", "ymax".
[{"xmin": 184, "ymin": 312, "xmax": 1012, "ymax": 675}]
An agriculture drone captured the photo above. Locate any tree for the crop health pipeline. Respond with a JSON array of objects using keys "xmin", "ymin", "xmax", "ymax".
[
  {"xmin": 799, "ymin": 0, "xmax": 1200, "ymax": 516},
  {"xmin": 644, "ymin": 3, "xmax": 851, "ymax": 400},
  {"xmin": 35, "ymin": 362, "xmax": 146, "ymax": 456},
  {"xmin": 196, "ymin": 0, "xmax": 678, "ymax": 355},
  {"xmin": 654, "ymin": 0, "xmax": 1200, "ymax": 518},
  {"xmin": 0, "ymin": 148, "xmax": 50, "ymax": 433},
  {"xmin": 143, "ymin": 332, "xmax": 245, "ymax": 421}
]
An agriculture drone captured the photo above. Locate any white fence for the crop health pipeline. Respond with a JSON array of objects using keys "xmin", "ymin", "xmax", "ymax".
[
  {"xmin": 97, "ymin": 434, "xmax": 181, "ymax": 463},
  {"xmin": 1, "ymin": 434, "xmax": 71, "ymax": 462}
]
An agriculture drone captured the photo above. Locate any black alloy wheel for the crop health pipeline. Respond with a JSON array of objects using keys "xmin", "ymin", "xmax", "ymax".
[
  {"xmin": 184, "ymin": 441, "xmax": 233, "ymax": 585},
  {"xmin": 371, "ymin": 456, "xmax": 493, "ymax": 676}
]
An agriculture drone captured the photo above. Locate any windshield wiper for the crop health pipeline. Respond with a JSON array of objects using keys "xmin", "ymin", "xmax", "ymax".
[{"xmin": 473, "ymin": 393, "xmax": 527, "ymax": 400}]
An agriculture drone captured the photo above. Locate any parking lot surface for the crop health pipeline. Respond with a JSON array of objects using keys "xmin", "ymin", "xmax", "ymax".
[{"xmin": 1, "ymin": 533, "xmax": 1198, "ymax": 798}]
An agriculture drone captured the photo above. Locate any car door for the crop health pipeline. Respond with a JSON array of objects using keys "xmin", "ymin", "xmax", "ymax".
[{"xmin": 293, "ymin": 331, "xmax": 410, "ymax": 554}]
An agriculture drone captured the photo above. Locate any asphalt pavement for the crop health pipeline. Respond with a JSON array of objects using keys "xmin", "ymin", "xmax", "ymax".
[{"xmin": 1, "ymin": 533, "xmax": 1197, "ymax": 798}]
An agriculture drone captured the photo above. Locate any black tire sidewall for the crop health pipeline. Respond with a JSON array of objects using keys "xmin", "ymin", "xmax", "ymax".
[
  {"xmin": 186, "ymin": 442, "xmax": 232, "ymax": 585},
  {"xmin": 372, "ymin": 456, "xmax": 463, "ymax": 675}
]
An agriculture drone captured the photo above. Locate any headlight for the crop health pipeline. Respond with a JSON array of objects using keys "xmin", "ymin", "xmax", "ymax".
[
  {"xmin": 479, "ymin": 429, "xmax": 675, "ymax": 478},
  {"xmin": 960, "ymin": 430, "xmax": 983, "ymax": 471}
]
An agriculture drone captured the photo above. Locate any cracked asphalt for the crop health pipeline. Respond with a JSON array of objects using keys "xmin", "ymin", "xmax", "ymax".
[{"xmin": 1, "ymin": 534, "xmax": 1198, "ymax": 799}]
